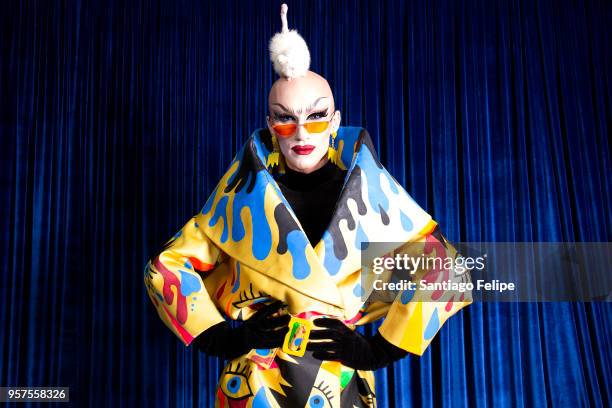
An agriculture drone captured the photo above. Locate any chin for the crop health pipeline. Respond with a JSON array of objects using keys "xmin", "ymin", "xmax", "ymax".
[
  {"xmin": 288, "ymin": 159, "xmax": 315, "ymax": 172},
  {"xmin": 286, "ymin": 152, "xmax": 325, "ymax": 173}
]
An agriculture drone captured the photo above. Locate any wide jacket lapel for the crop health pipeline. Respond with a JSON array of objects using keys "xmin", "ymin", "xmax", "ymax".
[
  {"xmin": 312, "ymin": 128, "xmax": 434, "ymax": 295},
  {"xmin": 198, "ymin": 126, "xmax": 433, "ymax": 316},
  {"xmin": 198, "ymin": 129, "xmax": 345, "ymax": 313}
]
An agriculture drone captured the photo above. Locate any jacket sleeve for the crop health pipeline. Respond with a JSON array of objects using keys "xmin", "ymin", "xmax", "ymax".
[
  {"xmin": 144, "ymin": 212, "xmax": 227, "ymax": 346},
  {"xmin": 377, "ymin": 220, "xmax": 472, "ymax": 356}
]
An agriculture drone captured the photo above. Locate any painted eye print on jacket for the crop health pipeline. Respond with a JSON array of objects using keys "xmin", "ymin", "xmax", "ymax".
[
  {"xmin": 218, "ymin": 361, "xmax": 254, "ymax": 401},
  {"xmin": 307, "ymin": 380, "xmax": 335, "ymax": 407},
  {"xmin": 231, "ymin": 282, "xmax": 270, "ymax": 309}
]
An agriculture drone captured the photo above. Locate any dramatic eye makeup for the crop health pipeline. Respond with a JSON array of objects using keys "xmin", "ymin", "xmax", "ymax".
[
  {"xmin": 273, "ymin": 112, "xmax": 296, "ymax": 122},
  {"xmin": 271, "ymin": 96, "xmax": 330, "ymax": 122},
  {"xmin": 307, "ymin": 110, "xmax": 328, "ymax": 120},
  {"xmin": 272, "ymin": 109, "xmax": 328, "ymax": 123}
]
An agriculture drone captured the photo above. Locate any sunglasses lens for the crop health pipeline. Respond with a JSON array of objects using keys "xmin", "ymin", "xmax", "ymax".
[
  {"xmin": 273, "ymin": 124, "xmax": 297, "ymax": 137},
  {"xmin": 303, "ymin": 121, "xmax": 330, "ymax": 133}
]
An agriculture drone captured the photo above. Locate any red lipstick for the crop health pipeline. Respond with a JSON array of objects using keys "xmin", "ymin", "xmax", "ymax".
[{"xmin": 291, "ymin": 145, "xmax": 315, "ymax": 155}]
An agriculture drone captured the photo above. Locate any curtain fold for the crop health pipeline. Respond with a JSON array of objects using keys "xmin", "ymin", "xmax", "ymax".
[{"xmin": 1, "ymin": 0, "xmax": 610, "ymax": 406}]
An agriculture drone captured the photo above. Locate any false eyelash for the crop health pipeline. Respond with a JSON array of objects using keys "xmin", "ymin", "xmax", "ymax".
[
  {"xmin": 314, "ymin": 380, "xmax": 335, "ymax": 401},
  {"xmin": 274, "ymin": 112, "xmax": 297, "ymax": 121},
  {"xmin": 308, "ymin": 110, "xmax": 328, "ymax": 119}
]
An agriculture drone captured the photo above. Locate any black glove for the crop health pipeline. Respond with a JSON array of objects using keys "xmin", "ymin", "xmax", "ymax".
[
  {"xmin": 306, "ymin": 317, "xmax": 408, "ymax": 370},
  {"xmin": 193, "ymin": 300, "xmax": 290, "ymax": 360}
]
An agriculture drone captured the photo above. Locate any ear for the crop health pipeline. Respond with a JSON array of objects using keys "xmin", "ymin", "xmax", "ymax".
[
  {"xmin": 330, "ymin": 110, "xmax": 341, "ymax": 134},
  {"xmin": 266, "ymin": 115, "xmax": 275, "ymax": 135}
]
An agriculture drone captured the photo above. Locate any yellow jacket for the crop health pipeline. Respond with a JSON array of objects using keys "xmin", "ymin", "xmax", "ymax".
[{"xmin": 144, "ymin": 126, "xmax": 471, "ymax": 357}]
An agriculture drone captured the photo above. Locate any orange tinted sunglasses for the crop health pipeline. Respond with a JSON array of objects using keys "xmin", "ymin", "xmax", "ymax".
[{"xmin": 272, "ymin": 116, "xmax": 333, "ymax": 138}]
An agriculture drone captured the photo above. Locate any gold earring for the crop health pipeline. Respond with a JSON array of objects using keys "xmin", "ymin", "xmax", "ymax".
[
  {"xmin": 267, "ymin": 134, "xmax": 286, "ymax": 173},
  {"xmin": 328, "ymin": 131, "xmax": 338, "ymax": 164},
  {"xmin": 267, "ymin": 134, "xmax": 280, "ymax": 168}
]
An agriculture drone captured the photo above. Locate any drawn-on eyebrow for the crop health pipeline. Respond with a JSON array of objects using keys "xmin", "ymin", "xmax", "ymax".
[
  {"xmin": 305, "ymin": 96, "xmax": 329, "ymax": 113},
  {"xmin": 272, "ymin": 96, "xmax": 329, "ymax": 116},
  {"xmin": 271, "ymin": 103, "xmax": 295, "ymax": 115}
]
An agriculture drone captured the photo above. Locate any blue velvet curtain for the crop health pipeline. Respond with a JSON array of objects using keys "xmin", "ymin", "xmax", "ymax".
[{"xmin": 1, "ymin": 0, "xmax": 610, "ymax": 406}]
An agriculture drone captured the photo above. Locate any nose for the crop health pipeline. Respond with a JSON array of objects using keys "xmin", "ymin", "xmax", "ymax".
[{"xmin": 295, "ymin": 124, "xmax": 309, "ymax": 141}]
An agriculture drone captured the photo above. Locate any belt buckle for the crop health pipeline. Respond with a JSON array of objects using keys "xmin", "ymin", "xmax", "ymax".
[{"xmin": 282, "ymin": 316, "xmax": 313, "ymax": 357}]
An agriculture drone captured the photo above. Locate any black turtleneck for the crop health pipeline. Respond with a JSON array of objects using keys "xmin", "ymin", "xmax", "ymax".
[
  {"xmin": 195, "ymin": 158, "xmax": 409, "ymax": 367},
  {"xmin": 275, "ymin": 159, "xmax": 347, "ymax": 247}
]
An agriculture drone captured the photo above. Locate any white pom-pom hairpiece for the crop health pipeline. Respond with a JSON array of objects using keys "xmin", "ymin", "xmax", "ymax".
[{"xmin": 269, "ymin": 4, "xmax": 310, "ymax": 80}]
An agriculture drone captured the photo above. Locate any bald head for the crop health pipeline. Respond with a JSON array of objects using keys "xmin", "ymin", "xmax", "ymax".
[
  {"xmin": 266, "ymin": 70, "xmax": 341, "ymax": 174},
  {"xmin": 268, "ymin": 70, "xmax": 335, "ymax": 115}
]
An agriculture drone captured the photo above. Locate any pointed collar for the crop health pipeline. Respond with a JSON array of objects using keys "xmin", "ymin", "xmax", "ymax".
[{"xmin": 198, "ymin": 127, "xmax": 433, "ymax": 313}]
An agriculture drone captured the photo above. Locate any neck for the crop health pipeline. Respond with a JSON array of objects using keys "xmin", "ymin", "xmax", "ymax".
[
  {"xmin": 285, "ymin": 155, "xmax": 330, "ymax": 174},
  {"xmin": 279, "ymin": 158, "xmax": 343, "ymax": 192}
]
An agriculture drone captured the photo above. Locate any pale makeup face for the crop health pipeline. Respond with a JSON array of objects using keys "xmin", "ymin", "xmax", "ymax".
[{"xmin": 267, "ymin": 71, "xmax": 341, "ymax": 174}]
